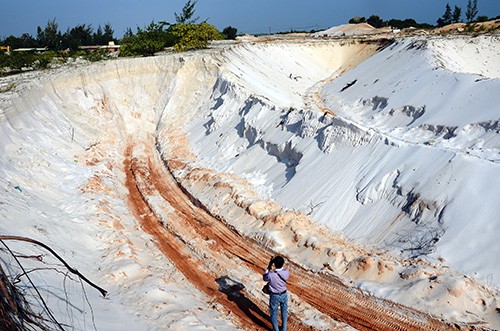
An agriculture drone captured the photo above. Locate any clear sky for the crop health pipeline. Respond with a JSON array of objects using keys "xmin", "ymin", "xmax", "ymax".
[{"xmin": 1, "ymin": 0, "xmax": 499, "ymax": 39}]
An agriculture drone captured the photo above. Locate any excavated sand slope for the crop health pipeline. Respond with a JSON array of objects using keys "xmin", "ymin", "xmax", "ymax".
[{"xmin": 1, "ymin": 37, "xmax": 499, "ymax": 330}]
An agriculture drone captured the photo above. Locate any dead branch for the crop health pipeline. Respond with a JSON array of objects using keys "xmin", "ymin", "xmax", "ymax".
[
  {"xmin": 306, "ymin": 199, "xmax": 326, "ymax": 216},
  {"xmin": 0, "ymin": 262, "xmax": 18, "ymax": 315},
  {"xmin": 1, "ymin": 238, "xmax": 65, "ymax": 330},
  {"xmin": 398, "ymin": 224, "xmax": 445, "ymax": 258},
  {"xmin": 0, "ymin": 235, "xmax": 107, "ymax": 297},
  {"xmin": 14, "ymin": 267, "xmax": 76, "ymax": 284}
]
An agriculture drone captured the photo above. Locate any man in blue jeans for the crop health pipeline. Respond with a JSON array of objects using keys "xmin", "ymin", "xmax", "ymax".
[{"xmin": 263, "ymin": 255, "xmax": 290, "ymax": 331}]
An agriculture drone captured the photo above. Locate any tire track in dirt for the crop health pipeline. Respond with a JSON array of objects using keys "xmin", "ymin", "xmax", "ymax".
[
  {"xmin": 125, "ymin": 141, "xmax": 482, "ymax": 331},
  {"xmin": 153, "ymin": 159, "xmax": 470, "ymax": 331},
  {"xmin": 125, "ymin": 144, "xmax": 319, "ymax": 331}
]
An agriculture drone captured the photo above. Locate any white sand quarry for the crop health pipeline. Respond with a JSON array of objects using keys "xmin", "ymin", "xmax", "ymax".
[{"xmin": 1, "ymin": 34, "xmax": 499, "ymax": 329}]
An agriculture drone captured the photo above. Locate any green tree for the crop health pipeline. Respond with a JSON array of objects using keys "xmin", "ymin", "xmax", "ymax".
[
  {"xmin": 388, "ymin": 18, "xmax": 417, "ymax": 29},
  {"xmin": 466, "ymin": 0, "xmax": 478, "ymax": 23},
  {"xmin": 103, "ymin": 23, "xmax": 115, "ymax": 43},
  {"xmin": 222, "ymin": 26, "xmax": 238, "ymax": 40},
  {"xmin": 37, "ymin": 19, "xmax": 62, "ymax": 50},
  {"xmin": 452, "ymin": 6, "xmax": 462, "ymax": 23},
  {"xmin": 62, "ymin": 24, "xmax": 94, "ymax": 51},
  {"xmin": 367, "ymin": 15, "xmax": 385, "ymax": 28},
  {"xmin": 171, "ymin": 22, "xmax": 222, "ymax": 52},
  {"xmin": 123, "ymin": 27, "xmax": 134, "ymax": 38},
  {"xmin": 349, "ymin": 16, "xmax": 366, "ymax": 24},
  {"xmin": 437, "ymin": 4, "xmax": 449, "ymax": 26},
  {"xmin": 120, "ymin": 1, "xmax": 221, "ymax": 56},
  {"xmin": 2, "ymin": 34, "xmax": 38, "ymax": 49},
  {"xmin": 91, "ymin": 24, "xmax": 115, "ymax": 45},
  {"xmin": 437, "ymin": 3, "xmax": 453, "ymax": 27},
  {"xmin": 93, "ymin": 25, "xmax": 105, "ymax": 45},
  {"xmin": 175, "ymin": 0, "xmax": 199, "ymax": 24}
]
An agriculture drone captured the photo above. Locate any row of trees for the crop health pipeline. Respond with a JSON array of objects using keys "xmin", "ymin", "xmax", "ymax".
[
  {"xmin": 349, "ymin": 0, "xmax": 494, "ymax": 29},
  {"xmin": 2, "ymin": 0, "xmax": 495, "ymax": 59},
  {"xmin": 348, "ymin": 16, "xmax": 433, "ymax": 29},
  {"xmin": 437, "ymin": 0, "xmax": 480, "ymax": 26},
  {"xmin": 1, "ymin": 20, "xmax": 116, "ymax": 51},
  {"xmin": 0, "ymin": 0, "xmax": 237, "ymax": 73},
  {"xmin": 0, "ymin": 20, "xmax": 119, "ymax": 74},
  {"xmin": 120, "ymin": 0, "xmax": 237, "ymax": 56},
  {"xmin": 1, "ymin": 0, "xmax": 237, "ymax": 56},
  {"xmin": 437, "ymin": 5, "xmax": 463, "ymax": 27}
]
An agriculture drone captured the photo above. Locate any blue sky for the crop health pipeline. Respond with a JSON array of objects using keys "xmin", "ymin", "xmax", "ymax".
[{"xmin": 1, "ymin": 0, "xmax": 499, "ymax": 39}]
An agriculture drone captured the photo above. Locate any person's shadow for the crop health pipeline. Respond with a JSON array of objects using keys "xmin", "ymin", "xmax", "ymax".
[{"xmin": 216, "ymin": 275, "xmax": 271, "ymax": 330}]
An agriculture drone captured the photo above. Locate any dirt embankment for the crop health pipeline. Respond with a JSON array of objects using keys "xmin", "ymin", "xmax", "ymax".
[{"xmin": 123, "ymin": 139, "xmax": 478, "ymax": 331}]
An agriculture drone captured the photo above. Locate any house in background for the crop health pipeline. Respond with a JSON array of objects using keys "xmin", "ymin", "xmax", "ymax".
[{"xmin": 78, "ymin": 41, "xmax": 120, "ymax": 54}]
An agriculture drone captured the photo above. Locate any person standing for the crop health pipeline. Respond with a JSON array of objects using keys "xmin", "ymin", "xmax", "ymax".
[{"xmin": 263, "ymin": 255, "xmax": 289, "ymax": 331}]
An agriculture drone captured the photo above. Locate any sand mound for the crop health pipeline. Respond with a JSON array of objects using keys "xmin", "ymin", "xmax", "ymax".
[
  {"xmin": 435, "ymin": 19, "xmax": 500, "ymax": 33},
  {"xmin": 312, "ymin": 23, "xmax": 387, "ymax": 37}
]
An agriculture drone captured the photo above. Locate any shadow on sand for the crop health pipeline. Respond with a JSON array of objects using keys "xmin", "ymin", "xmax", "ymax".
[{"xmin": 216, "ymin": 275, "xmax": 271, "ymax": 330}]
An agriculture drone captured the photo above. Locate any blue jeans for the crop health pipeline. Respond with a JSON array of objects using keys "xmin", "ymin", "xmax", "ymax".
[{"xmin": 269, "ymin": 292, "xmax": 288, "ymax": 331}]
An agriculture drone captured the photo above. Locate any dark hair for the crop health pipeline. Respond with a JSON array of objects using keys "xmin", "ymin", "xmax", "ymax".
[{"xmin": 273, "ymin": 255, "xmax": 285, "ymax": 268}]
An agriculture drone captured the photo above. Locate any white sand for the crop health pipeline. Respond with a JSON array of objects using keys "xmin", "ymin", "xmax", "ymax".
[{"xmin": 1, "ymin": 33, "xmax": 499, "ymax": 329}]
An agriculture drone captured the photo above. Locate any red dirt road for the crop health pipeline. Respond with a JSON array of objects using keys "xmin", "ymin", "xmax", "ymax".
[{"xmin": 124, "ymin": 142, "xmax": 479, "ymax": 331}]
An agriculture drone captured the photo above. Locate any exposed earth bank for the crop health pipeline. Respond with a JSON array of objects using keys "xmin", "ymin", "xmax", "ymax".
[{"xmin": 1, "ymin": 34, "xmax": 499, "ymax": 330}]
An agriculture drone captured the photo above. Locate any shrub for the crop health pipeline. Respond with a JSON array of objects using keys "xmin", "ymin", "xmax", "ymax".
[
  {"xmin": 71, "ymin": 50, "xmax": 88, "ymax": 59},
  {"xmin": 171, "ymin": 22, "xmax": 223, "ymax": 52},
  {"xmin": 119, "ymin": 22, "xmax": 175, "ymax": 57},
  {"xmin": 3, "ymin": 52, "xmax": 35, "ymax": 71},
  {"xmin": 34, "ymin": 51, "xmax": 58, "ymax": 69},
  {"xmin": 120, "ymin": 34, "xmax": 166, "ymax": 56},
  {"xmin": 222, "ymin": 26, "xmax": 238, "ymax": 40},
  {"xmin": 0, "ymin": 51, "xmax": 68, "ymax": 74},
  {"xmin": 467, "ymin": 24, "xmax": 477, "ymax": 32},
  {"xmin": 349, "ymin": 16, "xmax": 366, "ymax": 24},
  {"xmin": 0, "ymin": 52, "xmax": 10, "ymax": 70},
  {"xmin": 83, "ymin": 49, "xmax": 108, "ymax": 62}
]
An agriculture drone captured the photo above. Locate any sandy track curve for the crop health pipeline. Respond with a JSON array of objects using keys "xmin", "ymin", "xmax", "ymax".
[
  {"xmin": 123, "ymin": 139, "xmax": 475, "ymax": 331},
  {"xmin": 124, "ymin": 143, "xmax": 316, "ymax": 331}
]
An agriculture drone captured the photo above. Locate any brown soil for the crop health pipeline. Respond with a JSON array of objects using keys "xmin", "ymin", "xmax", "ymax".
[{"xmin": 123, "ymin": 139, "xmax": 480, "ymax": 331}]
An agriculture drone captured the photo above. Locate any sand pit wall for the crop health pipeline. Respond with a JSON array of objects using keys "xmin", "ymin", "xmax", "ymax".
[
  {"xmin": 2, "ymin": 37, "xmax": 500, "ymax": 329},
  {"xmin": 0, "ymin": 40, "xmax": 379, "ymax": 236}
]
